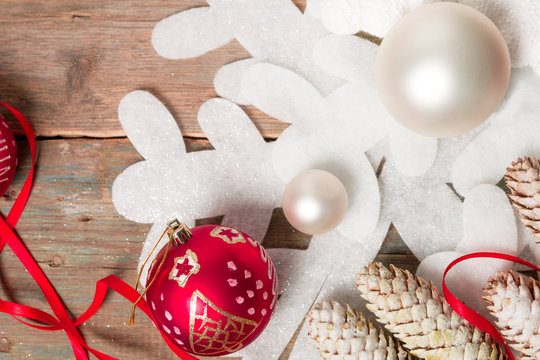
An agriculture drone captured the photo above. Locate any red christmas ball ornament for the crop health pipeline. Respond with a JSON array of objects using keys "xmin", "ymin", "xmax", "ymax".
[
  {"xmin": 0, "ymin": 114, "xmax": 17, "ymax": 197},
  {"xmin": 145, "ymin": 221, "xmax": 278, "ymax": 356}
]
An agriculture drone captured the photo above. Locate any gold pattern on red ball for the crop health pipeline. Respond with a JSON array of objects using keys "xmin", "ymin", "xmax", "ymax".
[{"xmin": 146, "ymin": 223, "xmax": 278, "ymax": 356}]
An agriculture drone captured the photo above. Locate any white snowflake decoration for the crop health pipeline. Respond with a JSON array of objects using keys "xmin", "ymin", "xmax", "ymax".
[
  {"xmin": 239, "ymin": 61, "xmax": 466, "ymax": 260},
  {"xmin": 111, "ymin": 0, "xmax": 540, "ymax": 359}
]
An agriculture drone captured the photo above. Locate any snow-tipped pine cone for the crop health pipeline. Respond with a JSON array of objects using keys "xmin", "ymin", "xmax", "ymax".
[
  {"xmin": 505, "ymin": 157, "xmax": 540, "ymax": 243},
  {"xmin": 484, "ymin": 271, "xmax": 540, "ymax": 359},
  {"xmin": 356, "ymin": 262, "xmax": 505, "ymax": 360},
  {"xmin": 307, "ymin": 300, "xmax": 411, "ymax": 360}
]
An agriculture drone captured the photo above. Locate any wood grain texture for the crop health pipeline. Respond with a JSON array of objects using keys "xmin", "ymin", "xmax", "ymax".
[
  {"xmin": 0, "ymin": 139, "xmax": 416, "ymax": 359},
  {"xmin": 0, "ymin": 0, "xmax": 290, "ymax": 139}
]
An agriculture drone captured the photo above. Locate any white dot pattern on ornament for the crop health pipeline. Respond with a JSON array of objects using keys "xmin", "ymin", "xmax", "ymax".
[
  {"xmin": 246, "ymin": 290, "xmax": 254, "ymax": 299},
  {"xmin": 227, "ymin": 261, "xmax": 237, "ymax": 270},
  {"xmin": 151, "ymin": 301, "xmax": 156, "ymax": 311},
  {"xmin": 256, "ymin": 280, "xmax": 263, "ymax": 290},
  {"xmin": 175, "ymin": 338, "xmax": 184, "ymax": 345},
  {"xmin": 165, "ymin": 310, "xmax": 172, "ymax": 321},
  {"xmin": 263, "ymin": 292, "xmax": 268, "ymax": 300},
  {"xmin": 236, "ymin": 296, "xmax": 244, "ymax": 304},
  {"xmin": 162, "ymin": 325, "xmax": 171, "ymax": 334},
  {"xmin": 244, "ymin": 270, "xmax": 251, "ymax": 279},
  {"xmin": 160, "ymin": 293, "xmax": 164, "ymax": 302},
  {"xmin": 248, "ymin": 308, "xmax": 255, "ymax": 315},
  {"xmin": 174, "ymin": 326, "xmax": 181, "ymax": 335},
  {"xmin": 228, "ymin": 279, "xmax": 238, "ymax": 287}
]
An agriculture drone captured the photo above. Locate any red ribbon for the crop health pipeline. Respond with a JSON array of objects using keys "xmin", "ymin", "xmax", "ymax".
[
  {"xmin": 0, "ymin": 103, "xmax": 197, "ymax": 360},
  {"xmin": 443, "ymin": 252, "xmax": 540, "ymax": 360}
]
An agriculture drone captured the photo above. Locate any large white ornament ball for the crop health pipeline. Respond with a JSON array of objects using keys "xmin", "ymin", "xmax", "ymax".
[
  {"xmin": 282, "ymin": 169, "xmax": 348, "ymax": 235},
  {"xmin": 375, "ymin": 2, "xmax": 511, "ymax": 138}
]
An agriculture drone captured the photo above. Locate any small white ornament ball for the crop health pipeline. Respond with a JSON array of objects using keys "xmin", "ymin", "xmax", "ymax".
[
  {"xmin": 375, "ymin": 2, "xmax": 511, "ymax": 138},
  {"xmin": 282, "ymin": 169, "xmax": 348, "ymax": 235}
]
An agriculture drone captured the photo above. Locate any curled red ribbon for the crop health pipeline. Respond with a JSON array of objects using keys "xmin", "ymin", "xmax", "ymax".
[
  {"xmin": 443, "ymin": 252, "xmax": 540, "ymax": 360},
  {"xmin": 0, "ymin": 103, "xmax": 197, "ymax": 360}
]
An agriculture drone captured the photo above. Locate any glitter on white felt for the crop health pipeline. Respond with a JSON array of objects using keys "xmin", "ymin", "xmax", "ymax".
[
  {"xmin": 113, "ymin": 91, "xmax": 284, "ymax": 277},
  {"xmin": 452, "ymin": 68, "xmax": 540, "ymax": 196},
  {"xmin": 241, "ymin": 63, "xmax": 381, "ymax": 241},
  {"xmin": 312, "ymin": 33, "xmax": 438, "ymax": 177},
  {"xmin": 318, "ymin": 0, "xmax": 540, "ymax": 75},
  {"xmin": 152, "ymin": 0, "xmax": 343, "ymax": 95},
  {"xmin": 451, "ymin": 67, "xmax": 540, "ymax": 266},
  {"xmin": 417, "ymin": 184, "xmax": 519, "ymax": 317}
]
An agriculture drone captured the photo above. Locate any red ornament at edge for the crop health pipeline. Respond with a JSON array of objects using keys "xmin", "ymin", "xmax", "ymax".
[
  {"xmin": 146, "ymin": 224, "xmax": 278, "ymax": 356},
  {"xmin": 0, "ymin": 114, "xmax": 17, "ymax": 197}
]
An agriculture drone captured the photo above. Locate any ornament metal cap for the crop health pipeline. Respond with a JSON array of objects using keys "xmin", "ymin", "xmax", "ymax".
[{"xmin": 167, "ymin": 219, "xmax": 192, "ymax": 246}]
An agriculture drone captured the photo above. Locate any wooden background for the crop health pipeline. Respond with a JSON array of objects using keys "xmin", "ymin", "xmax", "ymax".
[{"xmin": 0, "ymin": 1, "xmax": 417, "ymax": 359}]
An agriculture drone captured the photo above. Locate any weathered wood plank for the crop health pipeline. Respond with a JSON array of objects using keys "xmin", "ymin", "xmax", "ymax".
[
  {"xmin": 0, "ymin": 0, "xmax": 303, "ymax": 139},
  {"xmin": 0, "ymin": 138, "xmax": 413, "ymax": 359}
]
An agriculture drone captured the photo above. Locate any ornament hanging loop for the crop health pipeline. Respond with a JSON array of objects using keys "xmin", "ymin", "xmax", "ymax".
[{"xmin": 128, "ymin": 220, "xmax": 191, "ymax": 326}]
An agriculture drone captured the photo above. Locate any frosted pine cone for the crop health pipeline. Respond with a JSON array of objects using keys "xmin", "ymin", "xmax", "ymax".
[
  {"xmin": 505, "ymin": 157, "xmax": 540, "ymax": 243},
  {"xmin": 484, "ymin": 271, "xmax": 540, "ymax": 359},
  {"xmin": 307, "ymin": 300, "xmax": 411, "ymax": 360},
  {"xmin": 357, "ymin": 262, "xmax": 505, "ymax": 360}
]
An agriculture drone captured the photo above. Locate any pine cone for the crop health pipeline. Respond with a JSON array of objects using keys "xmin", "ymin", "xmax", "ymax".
[
  {"xmin": 356, "ymin": 262, "xmax": 505, "ymax": 360},
  {"xmin": 505, "ymin": 157, "xmax": 540, "ymax": 243},
  {"xmin": 484, "ymin": 271, "xmax": 540, "ymax": 359},
  {"xmin": 307, "ymin": 300, "xmax": 411, "ymax": 360}
]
